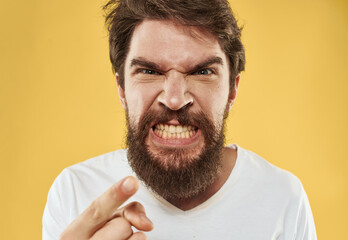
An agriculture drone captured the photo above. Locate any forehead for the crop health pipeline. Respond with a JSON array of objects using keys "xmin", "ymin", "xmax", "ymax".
[{"xmin": 125, "ymin": 20, "xmax": 227, "ymax": 72}]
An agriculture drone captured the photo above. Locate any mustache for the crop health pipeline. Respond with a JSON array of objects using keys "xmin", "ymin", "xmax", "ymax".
[
  {"xmin": 127, "ymin": 105, "xmax": 216, "ymax": 143},
  {"xmin": 140, "ymin": 102, "xmax": 230, "ymax": 129},
  {"xmin": 144, "ymin": 105, "xmax": 197, "ymax": 126}
]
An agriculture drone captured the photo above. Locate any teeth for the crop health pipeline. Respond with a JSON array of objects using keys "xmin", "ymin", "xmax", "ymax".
[
  {"xmin": 163, "ymin": 131, "xmax": 168, "ymax": 139},
  {"xmin": 169, "ymin": 125, "xmax": 175, "ymax": 133},
  {"xmin": 154, "ymin": 124, "xmax": 196, "ymax": 139}
]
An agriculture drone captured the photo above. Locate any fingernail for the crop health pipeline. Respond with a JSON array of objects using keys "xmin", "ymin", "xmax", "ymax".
[{"xmin": 122, "ymin": 177, "xmax": 136, "ymax": 194}]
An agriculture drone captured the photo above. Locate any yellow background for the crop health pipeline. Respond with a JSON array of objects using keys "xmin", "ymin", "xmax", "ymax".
[{"xmin": 1, "ymin": 0, "xmax": 347, "ymax": 239}]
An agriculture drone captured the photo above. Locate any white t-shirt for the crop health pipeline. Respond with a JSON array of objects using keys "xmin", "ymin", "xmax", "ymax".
[{"xmin": 42, "ymin": 145, "xmax": 317, "ymax": 239}]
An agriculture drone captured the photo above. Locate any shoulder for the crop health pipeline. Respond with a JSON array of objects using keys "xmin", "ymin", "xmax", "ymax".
[
  {"xmin": 236, "ymin": 145, "xmax": 305, "ymax": 199},
  {"xmin": 52, "ymin": 149, "xmax": 132, "ymax": 194},
  {"xmin": 43, "ymin": 149, "xmax": 131, "ymax": 238},
  {"xmin": 44, "ymin": 149, "xmax": 132, "ymax": 226},
  {"xmin": 68, "ymin": 149, "xmax": 128, "ymax": 174},
  {"xmin": 48, "ymin": 148, "xmax": 130, "ymax": 195},
  {"xmin": 225, "ymin": 145, "xmax": 317, "ymax": 238}
]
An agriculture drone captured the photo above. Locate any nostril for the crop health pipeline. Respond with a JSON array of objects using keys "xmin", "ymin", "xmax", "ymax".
[{"xmin": 157, "ymin": 88, "xmax": 193, "ymax": 111}]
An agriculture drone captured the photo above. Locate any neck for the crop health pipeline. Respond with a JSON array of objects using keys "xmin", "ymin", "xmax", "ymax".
[{"xmin": 165, "ymin": 146, "xmax": 237, "ymax": 211}]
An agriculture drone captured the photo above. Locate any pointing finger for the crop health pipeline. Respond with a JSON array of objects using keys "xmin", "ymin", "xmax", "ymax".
[{"xmin": 63, "ymin": 176, "xmax": 139, "ymax": 238}]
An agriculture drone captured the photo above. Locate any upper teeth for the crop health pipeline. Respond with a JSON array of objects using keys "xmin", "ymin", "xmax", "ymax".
[
  {"xmin": 156, "ymin": 124, "xmax": 194, "ymax": 133},
  {"xmin": 154, "ymin": 124, "xmax": 196, "ymax": 139}
]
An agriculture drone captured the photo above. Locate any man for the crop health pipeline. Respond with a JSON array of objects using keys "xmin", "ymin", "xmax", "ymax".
[{"xmin": 43, "ymin": 0, "xmax": 317, "ymax": 239}]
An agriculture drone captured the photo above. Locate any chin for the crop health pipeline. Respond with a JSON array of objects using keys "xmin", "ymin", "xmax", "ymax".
[{"xmin": 146, "ymin": 140, "xmax": 205, "ymax": 170}]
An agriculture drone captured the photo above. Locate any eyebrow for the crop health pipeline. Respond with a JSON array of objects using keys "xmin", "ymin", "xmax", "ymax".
[
  {"xmin": 190, "ymin": 56, "xmax": 224, "ymax": 73},
  {"xmin": 130, "ymin": 58, "xmax": 161, "ymax": 70},
  {"xmin": 130, "ymin": 56, "xmax": 224, "ymax": 73}
]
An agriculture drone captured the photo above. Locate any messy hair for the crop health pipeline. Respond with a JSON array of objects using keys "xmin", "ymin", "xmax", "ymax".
[{"xmin": 104, "ymin": 0, "xmax": 245, "ymax": 91}]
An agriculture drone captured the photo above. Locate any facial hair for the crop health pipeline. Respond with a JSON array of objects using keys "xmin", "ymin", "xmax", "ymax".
[{"xmin": 126, "ymin": 105, "xmax": 227, "ymax": 200}]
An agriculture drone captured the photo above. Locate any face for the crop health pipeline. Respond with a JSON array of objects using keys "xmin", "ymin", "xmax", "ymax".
[{"xmin": 117, "ymin": 20, "xmax": 239, "ymax": 198}]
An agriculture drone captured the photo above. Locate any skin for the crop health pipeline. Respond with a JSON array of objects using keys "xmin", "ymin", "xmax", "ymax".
[
  {"xmin": 60, "ymin": 176, "xmax": 153, "ymax": 240},
  {"xmin": 60, "ymin": 19, "xmax": 239, "ymax": 239}
]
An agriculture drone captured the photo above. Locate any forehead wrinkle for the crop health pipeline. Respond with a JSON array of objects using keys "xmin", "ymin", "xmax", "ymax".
[{"xmin": 128, "ymin": 20, "xmax": 225, "ymax": 73}]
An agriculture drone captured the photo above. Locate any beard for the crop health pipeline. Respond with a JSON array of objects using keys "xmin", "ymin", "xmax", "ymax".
[{"xmin": 126, "ymin": 105, "xmax": 228, "ymax": 200}]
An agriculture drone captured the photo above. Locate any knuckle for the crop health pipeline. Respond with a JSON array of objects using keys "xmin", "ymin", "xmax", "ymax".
[
  {"xmin": 118, "ymin": 217, "xmax": 132, "ymax": 230},
  {"xmin": 131, "ymin": 232, "xmax": 148, "ymax": 240},
  {"xmin": 137, "ymin": 232, "xmax": 148, "ymax": 240},
  {"xmin": 88, "ymin": 200, "xmax": 104, "ymax": 222},
  {"xmin": 108, "ymin": 186, "xmax": 119, "ymax": 201},
  {"xmin": 110, "ymin": 218, "xmax": 133, "ymax": 238}
]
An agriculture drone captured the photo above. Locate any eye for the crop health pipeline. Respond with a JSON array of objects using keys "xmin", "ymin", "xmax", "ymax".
[
  {"xmin": 137, "ymin": 69, "xmax": 161, "ymax": 75},
  {"xmin": 192, "ymin": 69, "xmax": 214, "ymax": 75}
]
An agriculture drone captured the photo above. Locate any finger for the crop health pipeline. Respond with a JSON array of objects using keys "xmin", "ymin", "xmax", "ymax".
[
  {"xmin": 65, "ymin": 176, "xmax": 139, "ymax": 238},
  {"xmin": 121, "ymin": 202, "xmax": 154, "ymax": 231},
  {"xmin": 128, "ymin": 232, "xmax": 148, "ymax": 240},
  {"xmin": 90, "ymin": 217, "xmax": 133, "ymax": 240}
]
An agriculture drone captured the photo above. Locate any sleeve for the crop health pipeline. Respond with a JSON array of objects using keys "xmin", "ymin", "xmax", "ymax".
[
  {"xmin": 42, "ymin": 170, "xmax": 71, "ymax": 240},
  {"xmin": 294, "ymin": 188, "xmax": 317, "ymax": 240}
]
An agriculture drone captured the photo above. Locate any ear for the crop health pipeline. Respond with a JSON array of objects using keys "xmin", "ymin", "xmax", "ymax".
[
  {"xmin": 116, "ymin": 73, "xmax": 127, "ymax": 110},
  {"xmin": 227, "ymin": 74, "xmax": 240, "ymax": 112}
]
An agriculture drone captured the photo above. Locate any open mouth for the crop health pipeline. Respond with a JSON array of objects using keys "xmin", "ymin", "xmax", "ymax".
[{"xmin": 152, "ymin": 123, "xmax": 198, "ymax": 140}]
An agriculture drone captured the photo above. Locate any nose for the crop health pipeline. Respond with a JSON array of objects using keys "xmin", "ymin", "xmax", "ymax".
[{"xmin": 157, "ymin": 71, "xmax": 193, "ymax": 111}]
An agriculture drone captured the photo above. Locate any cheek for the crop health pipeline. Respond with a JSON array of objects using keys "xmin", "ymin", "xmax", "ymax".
[
  {"xmin": 214, "ymin": 82, "xmax": 230, "ymax": 113},
  {"xmin": 191, "ymin": 83, "xmax": 230, "ymax": 122},
  {"xmin": 125, "ymin": 84, "xmax": 162, "ymax": 120}
]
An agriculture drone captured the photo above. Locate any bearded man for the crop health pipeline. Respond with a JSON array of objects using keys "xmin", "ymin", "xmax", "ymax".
[{"xmin": 43, "ymin": 0, "xmax": 317, "ymax": 239}]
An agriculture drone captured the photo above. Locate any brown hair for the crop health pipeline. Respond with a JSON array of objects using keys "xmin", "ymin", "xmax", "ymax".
[{"xmin": 104, "ymin": 0, "xmax": 245, "ymax": 91}]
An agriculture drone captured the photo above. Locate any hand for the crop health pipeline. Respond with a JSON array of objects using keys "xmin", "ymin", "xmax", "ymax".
[{"xmin": 59, "ymin": 176, "xmax": 154, "ymax": 240}]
